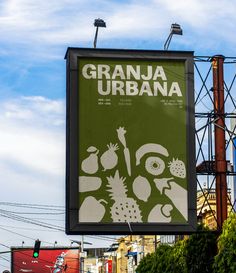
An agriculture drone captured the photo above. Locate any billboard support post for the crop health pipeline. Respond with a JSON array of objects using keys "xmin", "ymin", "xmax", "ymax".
[{"xmin": 212, "ymin": 55, "xmax": 228, "ymax": 230}]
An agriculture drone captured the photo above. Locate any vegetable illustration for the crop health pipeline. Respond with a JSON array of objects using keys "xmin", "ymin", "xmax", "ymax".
[
  {"xmin": 161, "ymin": 204, "xmax": 173, "ymax": 217},
  {"xmin": 87, "ymin": 146, "xmax": 98, "ymax": 153},
  {"xmin": 100, "ymin": 143, "xmax": 119, "ymax": 171},
  {"xmin": 81, "ymin": 147, "xmax": 99, "ymax": 174},
  {"xmin": 107, "ymin": 170, "xmax": 142, "ymax": 222},
  {"xmin": 132, "ymin": 175, "xmax": 151, "ymax": 202},
  {"xmin": 165, "ymin": 181, "xmax": 188, "ymax": 220},
  {"xmin": 145, "ymin": 156, "xmax": 165, "ymax": 176},
  {"xmin": 79, "ymin": 196, "xmax": 107, "ymax": 222},
  {"xmin": 136, "ymin": 143, "xmax": 169, "ymax": 165},
  {"xmin": 154, "ymin": 178, "xmax": 187, "ymax": 220},
  {"xmin": 168, "ymin": 158, "xmax": 186, "ymax": 178},
  {"xmin": 148, "ymin": 204, "xmax": 173, "ymax": 223},
  {"xmin": 153, "ymin": 177, "xmax": 174, "ymax": 194},
  {"xmin": 117, "ymin": 127, "xmax": 131, "ymax": 176},
  {"xmin": 79, "ymin": 176, "xmax": 102, "ymax": 192}
]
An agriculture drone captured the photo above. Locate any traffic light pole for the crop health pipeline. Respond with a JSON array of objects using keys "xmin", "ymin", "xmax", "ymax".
[{"xmin": 212, "ymin": 55, "xmax": 228, "ymax": 231}]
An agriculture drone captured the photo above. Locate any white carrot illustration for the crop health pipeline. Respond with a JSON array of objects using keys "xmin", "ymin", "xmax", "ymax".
[{"xmin": 117, "ymin": 127, "xmax": 131, "ymax": 176}]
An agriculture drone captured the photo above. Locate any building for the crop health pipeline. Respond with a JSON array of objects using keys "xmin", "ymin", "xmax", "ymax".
[
  {"xmin": 197, "ymin": 189, "xmax": 233, "ymax": 229},
  {"xmin": 115, "ymin": 235, "xmax": 156, "ymax": 273}
]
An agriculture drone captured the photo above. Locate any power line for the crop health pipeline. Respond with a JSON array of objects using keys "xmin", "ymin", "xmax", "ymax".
[
  {"xmin": 0, "ymin": 262, "xmax": 9, "ymax": 269},
  {"xmin": 0, "ymin": 210, "xmax": 65, "ymax": 231},
  {"xmin": 0, "ymin": 202, "xmax": 64, "ymax": 210},
  {"xmin": 0, "ymin": 208, "xmax": 64, "ymax": 215},
  {"xmin": 0, "ymin": 226, "xmax": 55, "ymax": 245},
  {"xmin": 0, "ymin": 243, "xmax": 10, "ymax": 249},
  {"xmin": 0, "ymin": 224, "xmax": 62, "ymax": 232}
]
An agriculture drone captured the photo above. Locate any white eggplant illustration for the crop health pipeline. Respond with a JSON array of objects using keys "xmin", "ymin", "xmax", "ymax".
[
  {"xmin": 107, "ymin": 170, "xmax": 142, "ymax": 222},
  {"xmin": 148, "ymin": 204, "xmax": 173, "ymax": 223},
  {"xmin": 136, "ymin": 143, "xmax": 169, "ymax": 165},
  {"xmin": 168, "ymin": 158, "xmax": 186, "ymax": 178},
  {"xmin": 81, "ymin": 146, "xmax": 99, "ymax": 174},
  {"xmin": 117, "ymin": 127, "xmax": 131, "ymax": 176},
  {"xmin": 164, "ymin": 181, "xmax": 188, "ymax": 221},
  {"xmin": 79, "ymin": 196, "xmax": 107, "ymax": 222},
  {"xmin": 79, "ymin": 176, "xmax": 102, "ymax": 192},
  {"xmin": 132, "ymin": 175, "xmax": 151, "ymax": 202},
  {"xmin": 100, "ymin": 143, "xmax": 119, "ymax": 171},
  {"xmin": 145, "ymin": 156, "xmax": 165, "ymax": 176}
]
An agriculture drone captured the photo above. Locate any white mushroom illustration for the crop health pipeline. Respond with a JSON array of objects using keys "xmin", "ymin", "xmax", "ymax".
[{"xmin": 148, "ymin": 204, "xmax": 173, "ymax": 223}]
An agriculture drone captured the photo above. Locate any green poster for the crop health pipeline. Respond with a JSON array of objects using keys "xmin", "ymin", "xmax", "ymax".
[{"xmin": 78, "ymin": 58, "xmax": 188, "ymax": 224}]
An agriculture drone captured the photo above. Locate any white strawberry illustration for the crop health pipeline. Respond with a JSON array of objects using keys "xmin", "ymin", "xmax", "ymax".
[{"xmin": 168, "ymin": 158, "xmax": 186, "ymax": 178}]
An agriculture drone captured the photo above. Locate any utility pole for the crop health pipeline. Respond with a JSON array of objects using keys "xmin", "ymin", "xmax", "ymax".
[
  {"xmin": 81, "ymin": 235, "xmax": 84, "ymax": 273},
  {"xmin": 70, "ymin": 238, "xmax": 92, "ymax": 273},
  {"xmin": 212, "ymin": 55, "xmax": 228, "ymax": 230}
]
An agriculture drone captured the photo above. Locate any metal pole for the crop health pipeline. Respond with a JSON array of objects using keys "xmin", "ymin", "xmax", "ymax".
[
  {"xmin": 212, "ymin": 55, "xmax": 228, "ymax": 230},
  {"xmin": 164, "ymin": 33, "xmax": 173, "ymax": 50},
  {"xmin": 94, "ymin": 26, "xmax": 99, "ymax": 48},
  {"xmin": 80, "ymin": 236, "xmax": 84, "ymax": 273},
  {"xmin": 154, "ymin": 235, "xmax": 157, "ymax": 252}
]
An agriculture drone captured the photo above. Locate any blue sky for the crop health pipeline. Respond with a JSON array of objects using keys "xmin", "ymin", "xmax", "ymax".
[{"xmin": 0, "ymin": 0, "xmax": 236, "ymax": 271}]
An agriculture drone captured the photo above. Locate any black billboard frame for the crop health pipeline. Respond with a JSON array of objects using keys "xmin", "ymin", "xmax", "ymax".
[{"xmin": 65, "ymin": 47, "xmax": 197, "ymax": 235}]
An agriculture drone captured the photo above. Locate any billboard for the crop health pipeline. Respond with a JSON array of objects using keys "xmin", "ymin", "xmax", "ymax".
[
  {"xmin": 66, "ymin": 48, "xmax": 196, "ymax": 234},
  {"xmin": 11, "ymin": 247, "xmax": 79, "ymax": 273}
]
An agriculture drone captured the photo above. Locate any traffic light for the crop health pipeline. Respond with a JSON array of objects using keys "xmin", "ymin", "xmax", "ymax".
[{"xmin": 33, "ymin": 239, "xmax": 41, "ymax": 258}]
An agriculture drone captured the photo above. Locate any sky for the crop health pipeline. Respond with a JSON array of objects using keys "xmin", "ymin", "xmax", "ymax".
[{"xmin": 0, "ymin": 0, "xmax": 236, "ymax": 271}]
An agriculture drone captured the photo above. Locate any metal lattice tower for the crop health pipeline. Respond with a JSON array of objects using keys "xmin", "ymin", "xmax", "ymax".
[{"xmin": 194, "ymin": 55, "xmax": 236, "ymax": 230}]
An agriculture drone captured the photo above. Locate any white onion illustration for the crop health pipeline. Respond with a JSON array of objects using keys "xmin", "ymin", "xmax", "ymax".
[{"xmin": 100, "ymin": 143, "xmax": 119, "ymax": 171}]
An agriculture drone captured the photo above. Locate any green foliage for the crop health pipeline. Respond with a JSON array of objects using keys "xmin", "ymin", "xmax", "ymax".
[
  {"xmin": 151, "ymin": 244, "xmax": 173, "ymax": 273},
  {"xmin": 136, "ymin": 225, "xmax": 217, "ymax": 273},
  {"xmin": 185, "ymin": 225, "xmax": 217, "ymax": 273},
  {"xmin": 136, "ymin": 224, "xmax": 231, "ymax": 273},
  {"xmin": 136, "ymin": 243, "xmax": 187, "ymax": 273},
  {"xmin": 136, "ymin": 252, "xmax": 155, "ymax": 273},
  {"xmin": 172, "ymin": 240, "xmax": 187, "ymax": 273},
  {"xmin": 213, "ymin": 213, "xmax": 236, "ymax": 273}
]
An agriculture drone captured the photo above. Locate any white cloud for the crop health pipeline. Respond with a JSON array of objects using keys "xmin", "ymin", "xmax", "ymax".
[
  {"xmin": 0, "ymin": 96, "xmax": 65, "ymax": 177},
  {"xmin": 0, "ymin": 0, "xmax": 235, "ymax": 58}
]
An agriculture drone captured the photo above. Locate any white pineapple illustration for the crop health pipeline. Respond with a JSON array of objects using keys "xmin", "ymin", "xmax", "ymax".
[{"xmin": 107, "ymin": 170, "xmax": 142, "ymax": 223}]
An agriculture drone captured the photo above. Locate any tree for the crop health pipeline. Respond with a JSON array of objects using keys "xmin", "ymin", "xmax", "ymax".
[
  {"xmin": 136, "ymin": 245, "xmax": 175, "ymax": 273},
  {"xmin": 150, "ymin": 244, "xmax": 173, "ymax": 273},
  {"xmin": 172, "ymin": 240, "xmax": 187, "ymax": 273},
  {"xmin": 136, "ymin": 224, "xmax": 218, "ymax": 273},
  {"xmin": 213, "ymin": 213, "xmax": 236, "ymax": 273},
  {"xmin": 136, "ymin": 252, "xmax": 155, "ymax": 273},
  {"xmin": 136, "ymin": 243, "xmax": 186, "ymax": 273},
  {"xmin": 185, "ymin": 225, "xmax": 217, "ymax": 273}
]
